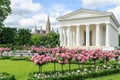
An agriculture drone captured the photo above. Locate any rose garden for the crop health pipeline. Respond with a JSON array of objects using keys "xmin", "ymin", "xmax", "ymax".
[
  {"xmin": 1, "ymin": 0, "xmax": 120, "ymax": 80},
  {"xmin": 0, "ymin": 47, "xmax": 120, "ymax": 80}
]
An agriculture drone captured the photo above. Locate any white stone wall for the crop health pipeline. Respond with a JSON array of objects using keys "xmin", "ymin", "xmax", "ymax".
[
  {"xmin": 110, "ymin": 17, "xmax": 119, "ymax": 47},
  {"xmin": 59, "ymin": 16, "xmax": 110, "ymax": 26},
  {"xmin": 110, "ymin": 25, "xmax": 118, "ymax": 46}
]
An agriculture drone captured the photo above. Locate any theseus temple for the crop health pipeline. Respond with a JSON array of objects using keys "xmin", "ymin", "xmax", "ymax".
[{"xmin": 57, "ymin": 9, "xmax": 120, "ymax": 50}]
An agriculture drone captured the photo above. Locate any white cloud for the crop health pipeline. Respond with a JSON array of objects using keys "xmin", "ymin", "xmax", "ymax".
[
  {"xmin": 11, "ymin": 0, "xmax": 42, "ymax": 14},
  {"xmin": 4, "ymin": 0, "xmax": 72, "ymax": 32},
  {"xmin": 4, "ymin": 14, "xmax": 21, "ymax": 26},
  {"xmin": 19, "ymin": 14, "xmax": 47, "ymax": 27},
  {"xmin": 19, "ymin": 18, "xmax": 35, "ymax": 26},
  {"xmin": 82, "ymin": 0, "xmax": 120, "ymax": 9},
  {"xmin": 19, "ymin": 13, "xmax": 59, "ymax": 30},
  {"xmin": 108, "ymin": 6, "xmax": 120, "ymax": 23},
  {"xmin": 4, "ymin": 0, "xmax": 42, "ymax": 29}
]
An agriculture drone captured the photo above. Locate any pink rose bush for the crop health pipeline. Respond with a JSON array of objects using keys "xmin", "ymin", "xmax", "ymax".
[
  {"xmin": 31, "ymin": 54, "xmax": 50, "ymax": 73},
  {"xmin": 31, "ymin": 47, "xmax": 120, "ymax": 73},
  {"xmin": 75, "ymin": 49, "xmax": 89, "ymax": 70},
  {"xmin": 0, "ymin": 47, "xmax": 10, "ymax": 56},
  {"xmin": 0, "ymin": 47, "xmax": 10, "ymax": 52}
]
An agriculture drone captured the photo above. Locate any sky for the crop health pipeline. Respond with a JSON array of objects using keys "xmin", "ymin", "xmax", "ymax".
[{"xmin": 4, "ymin": 0, "xmax": 120, "ymax": 32}]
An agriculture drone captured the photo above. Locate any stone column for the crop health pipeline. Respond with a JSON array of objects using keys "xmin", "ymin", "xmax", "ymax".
[
  {"xmin": 60, "ymin": 27, "xmax": 63, "ymax": 46},
  {"xmin": 70, "ymin": 27, "xmax": 72, "ymax": 47},
  {"xmin": 96, "ymin": 24, "xmax": 101, "ymax": 46},
  {"xmin": 67, "ymin": 27, "xmax": 71, "ymax": 47},
  {"xmin": 105, "ymin": 23, "xmax": 110, "ymax": 46},
  {"xmin": 63, "ymin": 27, "xmax": 67, "ymax": 47},
  {"xmin": 73, "ymin": 30, "xmax": 76, "ymax": 47},
  {"xmin": 86, "ymin": 25, "xmax": 90, "ymax": 46},
  {"xmin": 76, "ymin": 26, "xmax": 80, "ymax": 47}
]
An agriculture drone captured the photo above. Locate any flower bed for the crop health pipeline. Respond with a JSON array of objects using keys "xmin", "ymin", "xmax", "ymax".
[
  {"xmin": 28, "ymin": 68, "xmax": 120, "ymax": 80},
  {"xmin": 0, "ymin": 72, "xmax": 15, "ymax": 80},
  {"xmin": 29, "ymin": 47, "xmax": 120, "ymax": 80}
]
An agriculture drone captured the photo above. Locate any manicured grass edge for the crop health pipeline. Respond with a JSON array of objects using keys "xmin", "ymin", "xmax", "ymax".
[
  {"xmin": 0, "ymin": 72, "xmax": 15, "ymax": 80},
  {"xmin": 28, "ymin": 68, "xmax": 120, "ymax": 80}
]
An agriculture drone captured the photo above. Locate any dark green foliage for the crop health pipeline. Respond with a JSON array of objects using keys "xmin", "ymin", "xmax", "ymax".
[
  {"xmin": 31, "ymin": 35, "xmax": 42, "ymax": 45},
  {"xmin": 0, "ymin": 28, "xmax": 31, "ymax": 48},
  {"xmin": 0, "ymin": 56, "xmax": 11, "ymax": 60},
  {"xmin": 46, "ymin": 32, "xmax": 59, "ymax": 47},
  {"xmin": 0, "ymin": 27, "xmax": 17, "ymax": 44},
  {"xmin": 0, "ymin": 73, "xmax": 15, "ymax": 80},
  {"xmin": 0, "ymin": 44, "xmax": 9, "ymax": 47},
  {"xmin": 0, "ymin": 0, "xmax": 11, "ymax": 28},
  {"xmin": 31, "ymin": 32, "xmax": 59, "ymax": 47},
  {"xmin": 16, "ymin": 28, "xmax": 31, "ymax": 45}
]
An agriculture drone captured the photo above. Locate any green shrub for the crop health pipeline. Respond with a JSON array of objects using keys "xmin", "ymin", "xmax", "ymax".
[
  {"xmin": 0, "ymin": 56, "xmax": 11, "ymax": 60},
  {"xmin": 10, "ymin": 56, "xmax": 31, "ymax": 61},
  {"xmin": 28, "ymin": 69, "xmax": 120, "ymax": 80},
  {"xmin": 0, "ymin": 44, "xmax": 8, "ymax": 48},
  {"xmin": 10, "ymin": 56, "xmax": 26, "ymax": 60},
  {"xmin": 0, "ymin": 72, "xmax": 15, "ymax": 80}
]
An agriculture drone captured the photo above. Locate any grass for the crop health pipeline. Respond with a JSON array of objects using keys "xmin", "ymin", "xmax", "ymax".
[
  {"xmin": 0, "ymin": 60, "xmax": 37, "ymax": 80},
  {"xmin": 0, "ymin": 60, "xmax": 78, "ymax": 80},
  {"xmin": 0, "ymin": 59, "xmax": 120, "ymax": 80},
  {"xmin": 86, "ymin": 73, "xmax": 120, "ymax": 80}
]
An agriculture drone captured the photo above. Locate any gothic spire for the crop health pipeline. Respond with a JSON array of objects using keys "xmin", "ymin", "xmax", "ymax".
[
  {"xmin": 34, "ymin": 25, "xmax": 37, "ymax": 34},
  {"xmin": 40, "ymin": 26, "xmax": 42, "ymax": 30},
  {"xmin": 46, "ymin": 14, "xmax": 51, "ymax": 34}
]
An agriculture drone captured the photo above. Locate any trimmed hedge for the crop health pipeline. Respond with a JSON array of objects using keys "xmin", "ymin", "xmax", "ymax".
[
  {"xmin": 0, "ymin": 56, "xmax": 31, "ymax": 61},
  {"xmin": 28, "ymin": 69, "xmax": 120, "ymax": 80},
  {"xmin": 10, "ymin": 56, "xmax": 31, "ymax": 61},
  {"xmin": 0, "ymin": 72, "xmax": 15, "ymax": 80},
  {"xmin": 0, "ymin": 56, "xmax": 11, "ymax": 60}
]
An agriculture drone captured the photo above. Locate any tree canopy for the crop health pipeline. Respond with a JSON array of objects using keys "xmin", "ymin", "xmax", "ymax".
[
  {"xmin": 0, "ymin": 27, "xmax": 17, "ymax": 44},
  {"xmin": 31, "ymin": 32, "xmax": 59, "ymax": 47},
  {"xmin": 0, "ymin": 0, "xmax": 11, "ymax": 28},
  {"xmin": 0, "ymin": 27, "xmax": 31, "ymax": 46},
  {"xmin": 17, "ymin": 29, "xmax": 31, "ymax": 45}
]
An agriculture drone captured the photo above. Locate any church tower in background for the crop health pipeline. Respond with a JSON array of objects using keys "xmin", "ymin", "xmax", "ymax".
[
  {"xmin": 34, "ymin": 14, "xmax": 51, "ymax": 35},
  {"xmin": 34, "ymin": 25, "xmax": 37, "ymax": 34},
  {"xmin": 46, "ymin": 15, "xmax": 51, "ymax": 34}
]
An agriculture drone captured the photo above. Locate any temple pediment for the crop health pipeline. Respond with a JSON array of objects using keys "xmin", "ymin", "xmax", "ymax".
[{"xmin": 57, "ymin": 9, "xmax": 111, "ymax": 20}]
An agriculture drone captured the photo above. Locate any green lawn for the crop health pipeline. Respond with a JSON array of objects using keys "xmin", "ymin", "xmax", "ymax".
[
  {"xmin": 0, "ymin": 59, "xmax": 120, "ymax": 80},
  {"xmin": 86, "ymin": 73, "xmax": 120, "ymax": 80},
  {"xmin": 0, "ymin": 60, "xmax": 78, "ymax": 80}
]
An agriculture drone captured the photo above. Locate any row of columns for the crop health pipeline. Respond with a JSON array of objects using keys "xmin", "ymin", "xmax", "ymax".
[{"xmin": 60, "ymin": 23, "xmax": 110, "ymax": 47}]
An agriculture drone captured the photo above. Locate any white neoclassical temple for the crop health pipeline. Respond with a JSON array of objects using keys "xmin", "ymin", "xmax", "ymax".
[{"xmin": 57, "ymin": 9, "xmax": 120, "ymax": 49}]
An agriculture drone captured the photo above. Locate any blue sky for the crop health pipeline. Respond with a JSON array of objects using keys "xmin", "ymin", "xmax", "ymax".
[
  {"xmin": 4, "ymin": 0, "xmax": 120, "ymax": 32},
  {"xmin": 32, "ymin": 0, "xmax": 113, "ymax": 11}
]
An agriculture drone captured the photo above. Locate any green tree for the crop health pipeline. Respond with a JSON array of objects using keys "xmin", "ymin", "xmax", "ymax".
[
  {"xmin": 0, "ymin": 0, "xmax": 11, "ymax": 28},
  {"xmin": 31, "ymin": 35, "xmax": 41, "ymax": 45},
  {"xmin": 17, "ymin": 28, "xmax": 31, "ymax": 45},
  {"xmin": 46, "ymin": 32, "xmax": 59, "ymax": 47},
  {"xmin": 0, "ymin": 27, "xmax": 17, "ymax": 44},
  {"xmin": 39, "ymin": 35, "xmax": 48, "ymax": 46},
  {"xmin": 31, "ymin": 32, "xmax": 59, "ymax": 47}
]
